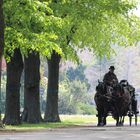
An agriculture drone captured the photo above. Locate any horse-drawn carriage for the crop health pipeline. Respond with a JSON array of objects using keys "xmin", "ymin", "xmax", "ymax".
[{"xmin": 94, "ymin": 80, "xmax": 139, "ymax": 126}]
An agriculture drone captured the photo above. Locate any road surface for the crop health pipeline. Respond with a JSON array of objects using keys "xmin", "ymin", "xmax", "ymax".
[{"xmin": 0, "ymin": 124, "xmax": 140, "ymax": 140}]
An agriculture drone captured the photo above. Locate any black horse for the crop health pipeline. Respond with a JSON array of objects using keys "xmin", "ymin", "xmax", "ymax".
[
  {"xmin": 94, "ymin": 80, "xmax": 132, "ymax": 126},
  {"xmin": 119, "ymin": 80, "xmax": 139, "ymax": 126},
  {"xmin": 112, "ymin": 83, "xmax": 131, "ymax": 126},
  {"xmin": 94, "ymin": 81, "xmax": 114, "ymax": 126}
]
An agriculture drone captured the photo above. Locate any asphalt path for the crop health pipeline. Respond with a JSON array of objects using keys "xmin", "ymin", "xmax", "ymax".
[{"xmin": 0, "ymin": 123, "xmax": 140, "ymax": 140}]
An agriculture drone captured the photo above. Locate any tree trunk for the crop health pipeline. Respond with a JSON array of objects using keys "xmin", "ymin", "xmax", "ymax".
[
  {"xmin": 4, "ymin": 49, "xmax": 23, "ymax": 125},
  {"xmin": 44, "ymin": 51, "xmax": 61, "ymax": 122},
  {"xmin": 22, "ymin": 52, "xmax": 42, "ymax": 123}
]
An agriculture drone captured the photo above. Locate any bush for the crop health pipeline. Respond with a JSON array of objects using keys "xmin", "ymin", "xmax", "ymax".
[
  {"xmin": 77, "ymin": 103, "xmax": 97, "ymax": 115},
  {"xmin": 58, "ymin": 79, "xmax": 95, "ymax": 115}
]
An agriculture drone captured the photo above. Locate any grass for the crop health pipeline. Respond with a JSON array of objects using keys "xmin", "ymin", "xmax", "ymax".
[
  {"xmin": 5, "ymin": 115, "xmax": 96, "ymax": 130},
  {"xmin": 3, "ymin": 115, "xmax": 140, "ymax": 130}
]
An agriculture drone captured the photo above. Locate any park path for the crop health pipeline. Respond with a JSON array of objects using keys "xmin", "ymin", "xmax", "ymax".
[{"xmin": 0, "ymin": 123, "xmax": 140, "ymax": 140}]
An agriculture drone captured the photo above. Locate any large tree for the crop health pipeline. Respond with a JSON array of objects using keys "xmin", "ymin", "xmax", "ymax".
[
  {"xmin": 4, "ymin": 0, "xmax": 64, "ymax": 124},
  {"xmin": 44, "ymin": 0, "xmax": 140, "ymax": 122}
]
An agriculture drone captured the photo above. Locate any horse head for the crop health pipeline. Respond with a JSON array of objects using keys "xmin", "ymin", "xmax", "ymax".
[
  {"xmin": 113, "ymin": 83, "xmax": 124, "ymax": 97},
  {"xmin": 96, "ymin": 81, "xmax": 106, "ymax": 95},
  {"xmin": 120, "ymin": 80, "xmax": 128, "ymax": 87}
]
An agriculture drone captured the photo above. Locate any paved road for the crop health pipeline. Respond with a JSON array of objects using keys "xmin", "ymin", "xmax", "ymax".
[{"xmin": 1, "ymin": 124, "xmax": 140, "ymax": 140}]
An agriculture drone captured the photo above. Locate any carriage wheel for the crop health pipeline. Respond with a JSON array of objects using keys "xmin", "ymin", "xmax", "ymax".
[
  {"xmin": 135, "ymin": 113, "xmax": 137, "ymax": 126},
  {"xmin": 128, "ymin": 109, "xmax": 133, "ymax": 126},
  {"xmin": 129, "ymin": 104, "xmax": 133, "ymax": 126},
  {"xmin": 134, "ymin": 100, "xmax": 138, "ymax": 126}
]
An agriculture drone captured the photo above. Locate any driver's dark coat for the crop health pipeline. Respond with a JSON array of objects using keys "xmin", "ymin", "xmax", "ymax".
[{"xmin": 103, "ymin": 71, "xmax": 118, "ymax": 86}]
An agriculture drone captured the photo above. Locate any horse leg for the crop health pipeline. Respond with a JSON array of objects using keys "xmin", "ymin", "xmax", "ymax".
[
  {"xmin": 115, "ymin": 106, "xmax": 122, "ymax": 126},
  {"xmin": 119, "ymin": 116, "xmax": 123, "ymax": 126},
  {"xmin": 97, "ymin": 113, "xmax": 100, "ymax": 126},
  {"xmin": 103, "ymin": 110, "xmax": 108, "ymax": 126},
  {"xmin": 121, "ymin": 116, "xmax": 125, "ymax": 126},
  {"xmin": 118, "ymin": 115, "xmax": 124, "ymax": 126},
  {"xmin": 97, "ymin": 116, "xmax": 102, "ymax": 126},
  {"xmin": 97, "ymin": 112, "xmax": 104, "ymax": 126},
  {"xmin": 116, "ymin": 118, "xmax": 119, "ymax": 126},
  {"xmin": 116, "ymin": 115, "xmax": 120, "ymax": 126},
  {"xmin": 101, "ymin": 108, "xmax": 108, "ymax": 126},
  {"xmin": 103, "ymin": 116, "xmax": 107, "ymax": 126},
  {"xmin": 98, "ymin": 117, "xmax": 105, "ymax": 126}
]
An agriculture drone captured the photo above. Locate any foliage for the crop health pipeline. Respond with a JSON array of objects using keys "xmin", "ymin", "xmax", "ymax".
[
  {"xmin": 63, "ymin": 64, "xmax": 90, "ymax": 90},
  {"xmin": 77, "ymin": 103, "xmax": 97, "ymax": 115},
  {"xmin": 59, "ymin": 79, "xmax": 95, "ymax": 114},
  {"xmin": 50, "ymin": 0, "xmax": 140, "ymax": 59},
  {"xmin": 3, "ymin": 0, "xmax": 65, "ymax": 61},
  {"xmin": 0, "ymin": 0, "xmax": 4, "ymax": 57},
  {"xmin": 66, "ymin": 64, "xmax": 87, "ymax": 81},
  {"xmin": 4, "ymin": 0, "xmax": 140, "ymax": 62}
]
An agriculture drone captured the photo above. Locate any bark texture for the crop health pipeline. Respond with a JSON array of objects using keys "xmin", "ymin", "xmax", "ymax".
[
  {"xmin": 22, "ymin": 52, "xmax": 42, "ymax": 123},
  {"xmin": 44, "ymin": 51, "xmax": 61, "ymax": 122},
  {"xmin": 4, "ymin": 49, "xmax": 23, "ymax": 125}
]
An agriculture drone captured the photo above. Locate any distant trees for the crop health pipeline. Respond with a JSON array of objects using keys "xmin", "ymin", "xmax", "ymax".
[
  {"xmin": 59, "ymin": 79, "xmax": 95, "ymax": 115},
  {"xmin": 66, "ymin": 64, "xmax": 90, "ymax": 89}
]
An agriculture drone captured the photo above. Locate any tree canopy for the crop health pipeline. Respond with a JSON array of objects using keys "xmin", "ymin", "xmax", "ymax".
[
  {"xmin": 52, "ymin": 0, "xmax": 140, "ymax": 58},
  {"xmin": 4, "ymin": 0, "xmax": 140, "ymax": 61},
  {"xmin": 4, "ymin": 0, "xmax": 65, "ymax": 60}
]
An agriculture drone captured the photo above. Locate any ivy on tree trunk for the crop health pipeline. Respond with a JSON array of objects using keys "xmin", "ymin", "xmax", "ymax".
[
  {"xmin": 4, "ymin": 49, "xmax": 23, "ymax": 125},
  {"xmin": 22, "ymin": 52, "xmax": 42, "ymax": 123},
  {"xmin": 44, "ymin": 51, "xmax": 61, "ymax": 122}
]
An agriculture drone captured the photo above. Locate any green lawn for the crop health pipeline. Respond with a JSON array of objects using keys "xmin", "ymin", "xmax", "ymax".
[
  {"xmin": 4, "ymin": 115, "xmax": 140, "ymax": 130},
  {"xmin": 5, "ymin": 115, "xmax": 96, "ymax": 130}
]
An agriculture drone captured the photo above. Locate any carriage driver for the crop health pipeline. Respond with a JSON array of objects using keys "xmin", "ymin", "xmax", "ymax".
[{"xmin": 103, "ymin": 66, "xmax": 118, "ymax": 94}]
